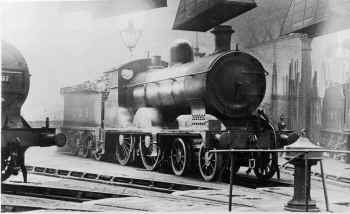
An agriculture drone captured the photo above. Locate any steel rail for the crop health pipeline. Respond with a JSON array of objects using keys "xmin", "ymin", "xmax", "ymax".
[
  {"xmin": 24, "ymin": 165, "xmax": 211, "ymax": 194},
  {"xmin": 1, "ymin": 183, "xmax": 126, "ymax": 203}
]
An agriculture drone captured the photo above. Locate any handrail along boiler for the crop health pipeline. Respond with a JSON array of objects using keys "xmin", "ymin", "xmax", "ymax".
[{"xmin": 61, "ymin": 26, "xmax": 299, "ymax": 181}]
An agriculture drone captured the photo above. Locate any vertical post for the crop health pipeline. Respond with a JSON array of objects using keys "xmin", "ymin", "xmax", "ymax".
[
  {"xmin": 45, "ymin": 117, "xmax": 50, "ymax": 128},
  {"xmin": 347, "ymin": 135, "xmax": 350, "ymax": 164},
  {"xmin": 275, "ymin": 151, "xmax": 281, "ymax": 180},
  {"xmin": 300, "ymin": 35, "xmax": 313, "ymax": 136},
  {"xmin": 101, "ymin": 90, "xmax": 109, "ymax": 129},
  {"xmin": 229, "ymin": 153, "xmax": 234, "ymax": 212},
  {"xmin": 320, "ymin": 160, "xmax": 330, "ymax": 212},
  {"xmin": 276, "ymin": 165, "xmax": 281, "ymax": 180},
  {"xmin": 304, "ymin": 153, "xmax": 309, "ymax": 212}
]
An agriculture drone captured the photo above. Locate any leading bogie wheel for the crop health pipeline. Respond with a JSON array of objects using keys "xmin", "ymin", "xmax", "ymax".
[
  {"xmin": 198, "ymin": 144, "xmax": 223, "ymax": 181},
  {"xmin": 253, "ymin": 152, "xmax": 278, "ymax": 181},
  {"xmin": 170, "ymin": 138, "xmax": 191, "ymax": 176},
  {"xmin": 115, "ymin": 134, "xmax": 133, "ymax": 165},
  {"xmin": 139, "ymin": 135, "xmax": 161, "ymax": 170}
]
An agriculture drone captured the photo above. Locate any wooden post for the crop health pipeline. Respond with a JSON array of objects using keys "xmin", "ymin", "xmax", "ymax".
[
  {"xmin": 347, "ymin": 135, "xmax": 350, "ymax": 164},
  {"xmin": 229, "ymin": 153, "xmax": 234, "ymax": 211},
  {"xmin": 320, "ymin": 160, "xmax": 330, "ymax": 211}
]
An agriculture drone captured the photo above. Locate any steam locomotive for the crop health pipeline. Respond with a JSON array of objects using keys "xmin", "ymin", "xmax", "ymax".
[
  {"xmin": 60, "ymin": 26, "xmax": 299, "ymax": 181},
  {"xmin": 1, "ymin": 41, "xmax": 66, "ymax": 182}
]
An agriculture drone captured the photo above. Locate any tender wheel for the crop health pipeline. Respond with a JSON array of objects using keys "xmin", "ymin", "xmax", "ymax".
[
  {"xmin": 93, "ymin": 140, "xmax": 105, "ymax": 161},
  {"xmin": 86, "ymin": 135, "xmax": 95, "ymax": 159},
  {"xmin": 170, "ymin": 138, "xmax": 191, "ymax": 176},
  {"xmin": 65, "ymin": 134, "xmax": 75, "ymax": 152},
  {"xmin": 139, "ymin": 136, "xmax": 161, "ymax": 170},
  {"xmin": 72, "ymin": 134, "xmax": 80, "ymax": 156},
  {"xmin": 78, "ymin": 135, "xmax": 90, "ymax": 158},
  {"xmin": 198, "ymin": 144, "xmax": 223, "ymax": 181},
  {"xmin": 254, "ymin": 152, "xmax": 278, "ymax": 181},
  {"xmin": 115, "ymin": 134, "xmax": 133, "ymax": 165},
  {"xmin": 94, "ymin": 152, "xmax": 104, "ymax": 161}
]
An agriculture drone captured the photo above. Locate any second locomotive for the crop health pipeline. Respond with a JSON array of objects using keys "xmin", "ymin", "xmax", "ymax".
[{"xmin": 60, "ymin": 25, "xmax": 299, "ymax": 181}]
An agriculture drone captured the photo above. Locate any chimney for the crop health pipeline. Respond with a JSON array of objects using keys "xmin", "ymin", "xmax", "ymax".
[
  {"xmin": 149, "ymin": 55, "xmax": 164, "ymax": 69},
  {"xmin": 211, "ymin": 25, "xmax": 234, "ymax": 53},
  {"xmin": 151, "ymin": 55, "xmax": 161, "ymax": 67}
]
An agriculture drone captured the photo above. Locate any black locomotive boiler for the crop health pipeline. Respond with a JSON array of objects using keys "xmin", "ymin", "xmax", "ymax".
[
  {"xmin": 61, "ymin": 25, "xmax": 299, "ymax": 181},
  {"xmin": 1, "ymin": 41, "xmax": 66, "ymax": 182}
]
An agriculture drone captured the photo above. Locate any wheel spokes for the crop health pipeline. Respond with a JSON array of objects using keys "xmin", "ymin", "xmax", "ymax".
[
  {"xmin": 200, "ymin": 149, "xmax": 213, "ymax": 173},
  {"xmin": 116, "ymin": 135, "xmax": 133, "ymax": 165},
  {"xmin": 172, "ymin": 142, "xmax": 184, "ymax": 169},
  {"xmin": 120, "ymin": 142, "xmax": 130, "ymax": 158},
  {"xmin": 198, "ymin": 144, "xmax": 223, "ymax": 181},
  {"xmin": 170, "ymin": 138, "xmax": 189, "ymax": 176},
  {"xmin": 140, "ymin": 137, "xmax": 161, "ymax": 171}
]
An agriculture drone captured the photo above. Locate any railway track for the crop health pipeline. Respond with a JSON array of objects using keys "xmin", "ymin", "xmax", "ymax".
[
  {"xmin": 227, "ymin": 174, "xmax": 292, "ymax": 189},
  {"xmin": 6, "ymin": 164, "xmax": 348, "ymax": 212},
  {"xmin": 1, "ymin": 182, "xmax": 151, "ymax": 212},
  {"xmin": 24, "ymin": 165, "xmax": 213, "ymax": 194},
  {"xmin": 1, "ymin": 183, "xmax": 128, "ymax": 203},
  {"xmin": 2, "ymin": 166, "xmax": 264, "ymax": 212},
  {"xmin": 282, "ymin": 165, "xmax": 350, "ymax": 186},
  {"xmin": 24, "ymin": 165, "xmax": 292, "ymax": 191}
]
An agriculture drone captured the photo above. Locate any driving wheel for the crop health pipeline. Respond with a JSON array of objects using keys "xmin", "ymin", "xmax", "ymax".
[
  {"xmin": 115, "ymin": 134, "xmax": 133, "ymax": 165},
  {"xmin": 198, "ymin": 144, "xmax": 223, "ymax": 181},
  {"xmin": 170, "ymin": 138, "xmax": 191, "ymax": 176},
  {"xmin": 139, "ymin": 136, "xmax": 161, "ymax": 170}
]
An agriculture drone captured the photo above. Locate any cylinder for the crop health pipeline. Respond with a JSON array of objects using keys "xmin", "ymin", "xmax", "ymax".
[{"xmin": 151, "ymin": 55, "xmax": 161, "ymax": 67}]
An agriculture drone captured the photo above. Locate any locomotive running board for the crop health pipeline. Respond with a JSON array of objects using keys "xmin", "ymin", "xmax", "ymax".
[{"xmin": 25, "ymin": 165, "xmax": 213, "ymax": 194}]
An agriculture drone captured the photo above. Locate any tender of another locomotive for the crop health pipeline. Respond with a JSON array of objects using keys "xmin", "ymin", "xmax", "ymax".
[
  {"xmin": 60, "ymin": 26, "xmax": 299, "ymax": 181},
  {"xmin": 1, "ymin": 41, "xmax": 66, "ymax": 182}
]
